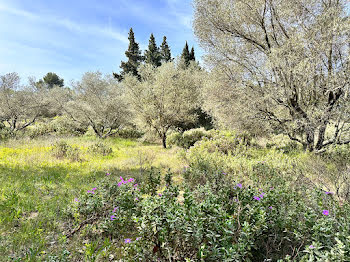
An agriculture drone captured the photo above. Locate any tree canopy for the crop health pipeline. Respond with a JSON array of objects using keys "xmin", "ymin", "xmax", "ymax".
[
  {"xmin": 36, "ymin": 72, "xmax": 64, "ymax": 89},
  {"xmin": 123, "ymin": 62, "xmax": 202, "ymax": 148},
  {"xmin": 0, "ymin": 73, "xmax": 51, "ymax": 132},
  {"xmin": 66, "ymin": 72, "xmax": 130, "ymax": 138},
  {"xmin": 194, "ymin": 0, "xmax": 350, "ymax": 151}
]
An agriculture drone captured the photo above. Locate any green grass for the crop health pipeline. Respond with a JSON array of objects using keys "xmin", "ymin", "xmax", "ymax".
[
  {"xmin": 0, "ymin": 136, "xmax": 184, "ymax": 261},
  {"xmin": 1, "ymin": 134, "xmax": 347, "ymax": 261}
]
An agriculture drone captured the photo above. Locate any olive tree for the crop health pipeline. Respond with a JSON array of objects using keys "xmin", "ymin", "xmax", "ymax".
[
  {"xmin": 0, "ymin": 72, "xmax": 50, "ymax": 133},
  {"xmin": 194, "ymin": 0, "xmax": 350, "ymax": 151},
  {"xmin": 66, "ymin": 72, "xmax": 130, "ymax": 138},
  {"xmin": 123, "ymin": 61, "xmax": 202, "ymax": 148}
]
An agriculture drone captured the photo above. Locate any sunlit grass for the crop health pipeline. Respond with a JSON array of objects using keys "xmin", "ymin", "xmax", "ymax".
[{"xmin": 0, "ymin": 136, "xmax": 184, "ymax": 260}]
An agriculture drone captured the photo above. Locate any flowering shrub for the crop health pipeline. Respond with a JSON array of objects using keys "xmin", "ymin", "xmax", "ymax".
[
  {"xmin": 129, "ymin": 180, "xmax": 350, "ymax": 261},
  {"xmin": 68, "ymin": 172, "xmax": 350, "ymax": 261},
  {"xmin": 69, "ymin": 176, "xmax": 141, "ymax": 240}
]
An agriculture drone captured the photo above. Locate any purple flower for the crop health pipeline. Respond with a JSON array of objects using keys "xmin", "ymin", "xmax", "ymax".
[
  {"xmin": 322, "ymin": 210, "xmax": 329, "ymax": 216},
  {"xmin": 233, "ymin": 186, "xmax": 237, "ymax": 190},
  {"xmin": 268, "ymin": 206, "xmax": 272, "ymax": 209},
  {"xmin": 110, "ymin": 215, "xmax": 116, "ymax": 221},
  {"xmin": 74, "ymin": 198, "xmax": 80, "ymax": 202},
  {"xmin": 106, "ymin": 173, "xmax": 110, "ymax": 176},
  {"xmin": 325, "ymin": 192, "xmax": 334, "ymax": 195},
  {"xmin": 92, "ymin": 187, "xmax": 97, "ymax": 191},
  {"xmin": 117, "ymin": 181, "xmax": 123, "ymax": 187},
  {"xmin": 87, "ymin": 190, "xmax": 95, "ymax": 194},
  {"xmin": 222, "ymin": 172, "xmax": 227, "ymax": 175},
  {"xmin": 258, "ymin": 188, "xmax": 263, "ymax": 192},
  {"xmin": 253, "ymin": 196, "xmax": 261, "ymax": 201},
  {"xmin": 259, "ymin": 193, "xmax": 265, "ymax": 198},
  {"xmin": 237, "ymin": 183, "xmax": 242, "ymax": 189},
  {"xmin": 233, "ymin": 198, "xmax": 238, "ymax": 202},
  {"xmin": 113, "ymin": 207, "xmax": 118, "ymax": 213},
  {"xmin": 134, "ymin": 184, "xmax": 138, "ymax": 187},
  {"xmin": 158, "ymin": 193, "xmax": 162, "ymax": 197},
  {"xmin": 124, "ymin": 238, "xmax": 131, "ymax": 243},
  {"xmin": 136, "ymin": 237, "xmax": 141, "ymax": 241},
  {"xmin": 135, "ymin": 197, "xmax": 139, "ymax": 201},
  {"xmin": 309, "ymin": 245, "xmax": 315, "ymax": 249}
]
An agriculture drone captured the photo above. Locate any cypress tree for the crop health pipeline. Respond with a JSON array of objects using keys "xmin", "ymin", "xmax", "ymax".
[
  {"xmin": 189, "ymin": 46, "xmax": 196, "ymax": 61},
  {"xmin": 160, "ymin": 36, "xmax": 172, "ymax": 63},
  {"xmin": 144, "ymin": 33, "xmax": 161, "ymax": 67},
  {"xmin": 113, "ymin": 28, "xmax": 143, "ymax": 81},
  {"xmin": 181, "ymin": 41, "xmax": 191, "ymax": 67}
]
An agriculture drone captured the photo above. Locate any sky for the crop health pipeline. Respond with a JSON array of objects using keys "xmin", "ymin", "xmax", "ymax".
[{"xmin": 0, "ymin": 0, "xmax": 203, "ymax": 84}]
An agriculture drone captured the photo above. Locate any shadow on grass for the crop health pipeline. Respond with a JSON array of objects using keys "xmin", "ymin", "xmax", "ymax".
[{"xmin": 0, "ymin": 163, "xmax": 168, "ymax": 260}]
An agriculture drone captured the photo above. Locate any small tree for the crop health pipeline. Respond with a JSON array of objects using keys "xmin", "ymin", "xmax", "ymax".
[
  {"xmin": 144, "ymin": 33, "xmax": 162, "ymax": 67},
  {"xmin": 0, "ymin": 72, "xmax": 50, "ymax": 133},
  {"xmin": 123, "ymin": 62, "xmax": 202, "ymax": 148},
  {"xmin": 66, "ymin": 72, "xmax": 130, "ymax": 138}
]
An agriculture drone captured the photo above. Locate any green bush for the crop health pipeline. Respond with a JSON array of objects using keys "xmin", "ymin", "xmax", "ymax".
[
  {"xmin": 88, "ymin": 142, "xmax": 113, "ymax": 156},
  {"xmin": 27, "ymin": 122, "xmax": 53, "ymax": 138},
  {"xmin": 166, "ymin": 131, "xmax": 183, "ymax": 147},
  {"xmin": 51, "ymin": 140, "xmax": 82, "ymax": 162},
  {"xmin": 167, "ymin": 128, "xmax": 212, "ymax": 149},
  {"xmin": 51, "ymin": 115, "xmax": 88, "ymax": 136},
  {"xmin": 26, "ymin": 116, "xmax": 88, "ymax": 138},
  {"xmin": 116, "ymin": 128, "xmax": 143, "ymax": 139},
  {"xmin": 0, "ymin": 123, "xmax": 13, "ymax": 140},
  {"xmin": 68, "ymin": 174, "xmax": 350, "ymax": 261},
  {"xmin": 70, "ymin": 176, "xmax": 141, "ymax": 240}
]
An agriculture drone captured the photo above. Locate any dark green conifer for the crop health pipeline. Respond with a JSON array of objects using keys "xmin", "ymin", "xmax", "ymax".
[
  {"xmin": 144, "ymin": 33, "xmax": 161, "ymax": 67},
  {"xmin": 181, "ymin": 41, "xmax": 191, "ymax": 67},
  {"xmin": 189, "ymin": 46, "xmax": 196, "ymax": 61},
  {"xmin": 113, "ymin": 28, "xmax": 143, "ymax": 81},
  {"xmin": 160, "ymin": 36, "xmax": 172, "ymax": 63}
]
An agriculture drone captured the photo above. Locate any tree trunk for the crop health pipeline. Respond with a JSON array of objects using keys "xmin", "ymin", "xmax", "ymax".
[
  {"xmin": 162, "ymin": 133, "xmax": 167, "ymax": 148},
  {"xmin": 315, "ymin": 124, "xmax": 327, "ymax": 151},
  {"xmin": 305, "ymin": 125, "xmax": 315, "ymax": 152}
]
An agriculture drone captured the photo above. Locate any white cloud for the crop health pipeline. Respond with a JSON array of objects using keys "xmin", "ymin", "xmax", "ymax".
[
  {"xmin": 0, "ymin": 3, "xmax": 128, "ymax": 44},
  {"xmin": 165, "ymin": 0, "xmax": 193, "ymax": 29}
]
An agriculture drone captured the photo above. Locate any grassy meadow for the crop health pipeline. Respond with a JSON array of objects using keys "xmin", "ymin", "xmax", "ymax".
[
  {"xmin": 0, "ymin": 136, "xmax": 184, "ymax": 260},
  {"xmin": 0, "ymin": 126, "xmax": 349, "ymax": 262}
]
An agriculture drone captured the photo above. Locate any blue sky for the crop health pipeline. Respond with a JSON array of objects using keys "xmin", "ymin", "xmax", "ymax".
[{"xmin": 0, "ymin": 0, "xmax": 202, "ymax": 84}]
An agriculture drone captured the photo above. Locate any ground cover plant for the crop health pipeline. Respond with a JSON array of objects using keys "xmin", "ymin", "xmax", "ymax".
[
  {"xmin": 0, "ymin": 136, "xmax": 183, "ymax": 261},
  {"xmin": 1, "ymin": 130, "xmax": 349, "ymax": 261}
]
